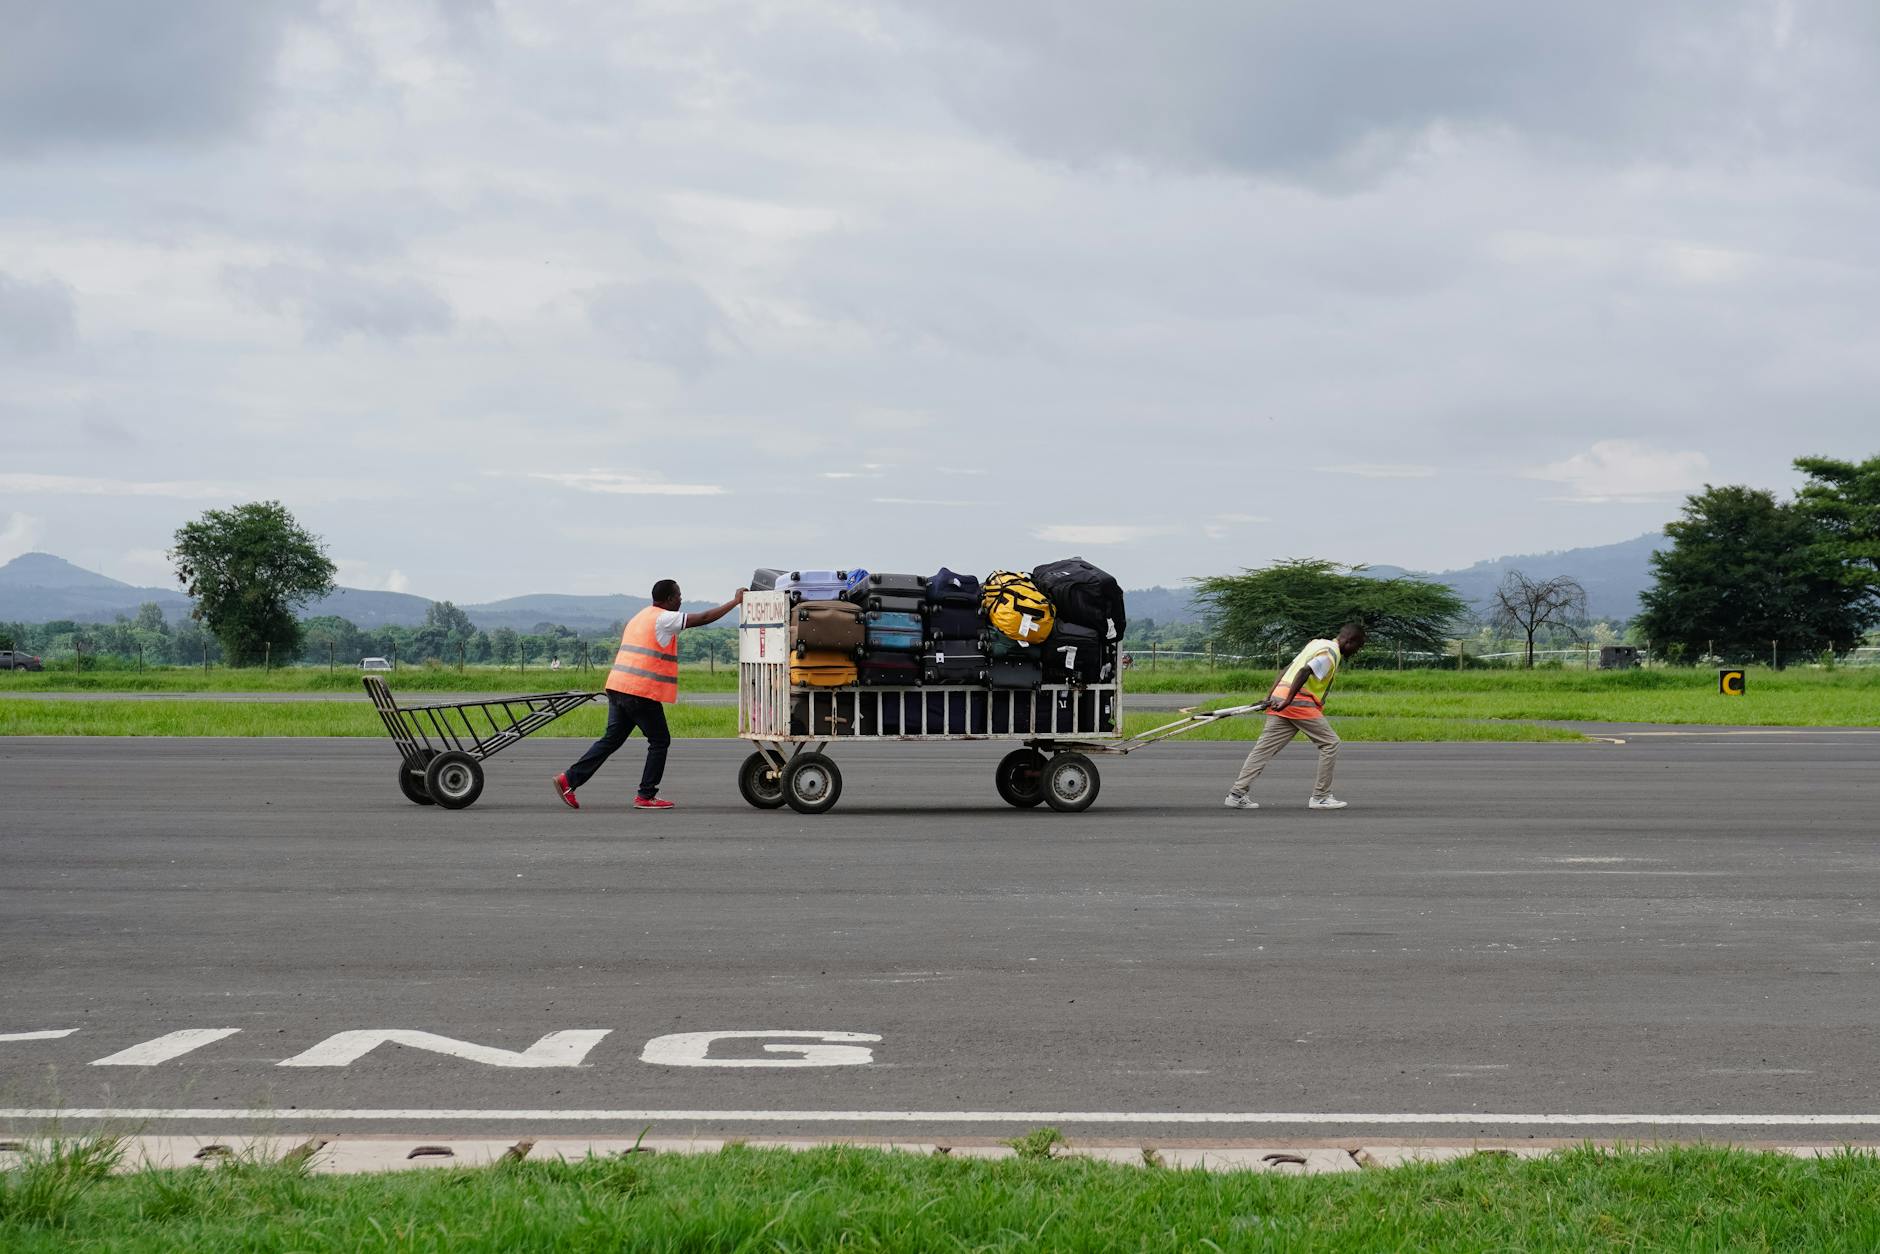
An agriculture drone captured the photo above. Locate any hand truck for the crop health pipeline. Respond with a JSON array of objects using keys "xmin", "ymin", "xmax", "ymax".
[{"xmin": 365, "ymin": 676, "xmax": 600, "ymax": 809}]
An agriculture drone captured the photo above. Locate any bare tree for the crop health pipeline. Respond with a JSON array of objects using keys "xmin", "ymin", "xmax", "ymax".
[{"xmin": 1492, "ymin": 570, "xmax": 1588, "ymax": 667}]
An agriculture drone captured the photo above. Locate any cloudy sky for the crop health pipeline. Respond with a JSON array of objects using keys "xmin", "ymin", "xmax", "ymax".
[{"xmin": 3, "ymin": 1, "xmax": 1877, "ymax": 602}]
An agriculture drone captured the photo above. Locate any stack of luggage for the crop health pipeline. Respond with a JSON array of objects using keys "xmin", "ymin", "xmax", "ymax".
[{"xmin": 767, "ymin": 557, "xmax": 1126, "ymax": 735}]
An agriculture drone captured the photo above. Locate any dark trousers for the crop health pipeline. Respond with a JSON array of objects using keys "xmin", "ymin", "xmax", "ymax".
[{"xmin": 565, "ymin": 691, "xmax": 671, "ymax": 798}]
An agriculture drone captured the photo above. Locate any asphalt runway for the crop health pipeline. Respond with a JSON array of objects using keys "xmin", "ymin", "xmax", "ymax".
[{"xmin": 3, "ymin": 731, "xmax": 1878, "ymax": 1144}]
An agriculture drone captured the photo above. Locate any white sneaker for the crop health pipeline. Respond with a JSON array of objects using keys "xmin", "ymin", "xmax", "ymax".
[
  {"xmin": 1307, "ymin": 795, "xmax": 1348, "ymax": 810},
  {"xmin": 1223, "ymin": 793, "xmax": 1259, "ymax": 810}
]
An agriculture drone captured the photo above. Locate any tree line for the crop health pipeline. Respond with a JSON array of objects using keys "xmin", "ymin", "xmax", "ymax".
[{"xmin": 4, "ymin": 454, "xmax": 1873, "ymax": 671}]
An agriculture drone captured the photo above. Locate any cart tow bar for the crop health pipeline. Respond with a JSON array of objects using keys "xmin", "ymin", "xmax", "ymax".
[{"xmin": 1096, "ymin": 701, "xmax": 1269, "ymax": 755}]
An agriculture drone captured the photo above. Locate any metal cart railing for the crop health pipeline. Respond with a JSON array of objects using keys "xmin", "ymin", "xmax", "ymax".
[
  {"xmin": 366, "ymin": 676, "xmax": 599, "ymax": 809},
  {"xmin": 736, "ymin": 591, "xmax": 1262, "ymax": 814}
]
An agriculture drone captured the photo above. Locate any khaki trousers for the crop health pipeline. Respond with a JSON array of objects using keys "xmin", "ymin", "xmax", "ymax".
[{"xmin": 1230, "ymin": 714, "xmax": 1339, "ymax": 800}]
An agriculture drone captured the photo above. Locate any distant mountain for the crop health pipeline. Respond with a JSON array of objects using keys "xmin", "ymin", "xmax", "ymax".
[
  {"xmin": 0, "ymin": 553, "xmax": 193, "ymax": 621},
  {"xmin": 1364, "ymin": 533, "xmax": 1664, "ymax": 621},
  {"xmin": 1, "ymin": 535, "xmax": 1666, "ymax": 629}
]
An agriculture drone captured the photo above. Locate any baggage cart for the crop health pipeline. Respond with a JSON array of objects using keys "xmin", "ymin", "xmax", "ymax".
[
  {"xmin": 736, "ymin": 591, "xmax": 1262, "ymax": 814},
  {"xmin": 365, "ymin": 676, "xmax": 599, "ymax": 809}
]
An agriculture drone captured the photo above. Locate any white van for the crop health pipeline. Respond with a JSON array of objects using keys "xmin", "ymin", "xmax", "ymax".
[{"xmin": 360, "ymin": 656, "xmax": 392, "ymax": 671}]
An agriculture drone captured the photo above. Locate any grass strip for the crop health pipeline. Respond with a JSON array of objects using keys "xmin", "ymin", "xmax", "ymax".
[
  {"xmin": 6, "ymin": 1141, "xmax": 1880, "ymax": 1251},
  {"xmin": 5, "ymin": 664, "xmax": 1875, "ymax": 725},
  {"xmin": 0, "ymin": 700, "xmax": 1582, "ymax": 742}
]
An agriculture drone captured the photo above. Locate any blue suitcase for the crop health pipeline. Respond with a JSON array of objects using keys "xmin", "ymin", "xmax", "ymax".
[{"xmin": 864, "ymin": 610, "xmax": 923, "ymax": 652}]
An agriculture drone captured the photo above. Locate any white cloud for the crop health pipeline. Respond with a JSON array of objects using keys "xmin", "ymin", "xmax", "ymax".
[
  {"xmin": 1202, "ymin": 512, "xmax": 1270, "ymax": 540},
  {"xmin": 1316, "ymin": 464, "xmax": 1439, "ymax": 479},
  {"xmin": 333, "ymin": 558, "xmax": 414, "ymax": 594},
  {"xmin": 1035, "ymin": 524, "xmax": 1172, "ymax": 545},
  {"xmin": 522, "ymin": 472, "xmax": 725, "ymax": 497},
  {"xmin": 117, "ymin": 548, "xmax": 174, "ymax": 581},
  {"xmin": 0, "ymin": 512, "xmax": 45, "ymax": 563},
  {"xmin": 870, "ymin": 497, "xmax": 985, "ymax": 507},
  {"xmin": 1526, "ymin": 440, "xmax": 1711, "ymax": 504}
]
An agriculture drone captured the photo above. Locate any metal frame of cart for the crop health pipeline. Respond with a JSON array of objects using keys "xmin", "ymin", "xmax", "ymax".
[
  {"xmin": 365, "ymin": 675, "xmax": 599, "ymax": 809},
  {"xmin": 735, "ymin": 591, "xmax": 1262, "ymax": 814}
]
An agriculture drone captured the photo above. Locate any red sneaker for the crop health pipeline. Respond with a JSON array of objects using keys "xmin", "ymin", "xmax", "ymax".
[
  {"xmin": 633, "ymin": 796, "xmax": 675, "ymax": 810},
  {"xmin": 554, "ymin": 774, "xmax": 579, "ymax": 809}
]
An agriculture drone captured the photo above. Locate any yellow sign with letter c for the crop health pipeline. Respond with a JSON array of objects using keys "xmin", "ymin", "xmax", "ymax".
[{"xmin": 1718, "ymin": 668, "xmax": 1746, "ymax": 696}]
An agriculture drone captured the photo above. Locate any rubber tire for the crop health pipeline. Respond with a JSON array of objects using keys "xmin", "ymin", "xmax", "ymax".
[
  {"xmin": 1042, "ymin": 752, "xmax": 1100, "ymax": 813},
  {"xmin": 397, "ymin": 751, "xmax": 436, "ymax": 806},
  {"xmin": 738, "ymin": 751, "xmax": 788, "ymax": 810},
  {"xmin": 995, "ymin": 748, "xmax": 1047, "ymax": 809},
  {"xmin": 781, "ymin": 752, "xmax": 843, "ymax": 815},
  {"xmin": 423, "ymin": 750, "xmax": 485, "ymax": 810}
]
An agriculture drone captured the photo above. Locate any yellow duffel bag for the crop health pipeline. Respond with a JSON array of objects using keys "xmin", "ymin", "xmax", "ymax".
[{"xmin": 982, "ymin": 570, "xmax": 1055, "ymax": 645}]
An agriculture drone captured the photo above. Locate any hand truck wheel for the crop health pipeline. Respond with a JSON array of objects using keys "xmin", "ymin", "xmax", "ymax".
[
  {"xmin": 737, "ymin": 751, "xmax": 788, "ymax": 810},
  {"xmin": 994, "ymin": 748, "xmax": 1047, "ymax": 808},
  {"xmin": 1042, "ymin": 752, "xmax": 1100, "ymax": 813},
  {"xmin": 397, "ymin": 750, "xmax": 436, "ymax": 806},
  {"xmin": 423, "ymin": 750, "xmax": 485, "ymax": 810},
  {"xmin": 781, "ymin": 752, "xmax": 842, "ymax": 815}
]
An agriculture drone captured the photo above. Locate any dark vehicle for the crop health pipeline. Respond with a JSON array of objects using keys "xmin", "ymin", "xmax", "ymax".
[{"xmin": 1, "ymin": 650, "xmax": 45, "ymax": 671}]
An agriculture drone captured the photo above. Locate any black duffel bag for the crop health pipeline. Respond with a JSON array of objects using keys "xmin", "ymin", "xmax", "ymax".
[{"xmin": 1031, "ymin": 557, "xmax": 1127, "ymax": 641}]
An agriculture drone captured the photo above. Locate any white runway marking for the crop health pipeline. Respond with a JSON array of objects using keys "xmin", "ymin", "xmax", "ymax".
[
  {"xmin": 0, "ymin": 1030, "xmax": 78, "ymax": 1042},
  {"xmin": 8, "ymin": 1107, "xmax": 1880, "ymax": 1127},
  {"xmin": 88, "ymin": 1029, "xmax": 241, "ymax": 1066},
  {"xmin": 277, "ymin": 1030, "xmax": 612, "ymax": 1069}
]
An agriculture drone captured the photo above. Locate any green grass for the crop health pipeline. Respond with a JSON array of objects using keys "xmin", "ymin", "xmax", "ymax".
[
  {"xmin": 0, "ymin": 663, "xmax": 741, "ymax": 694},
  {"xmin": 1131, "ymin": 664, "xmax": 1880, "ymax": 726},
  {"xmin": 6, "ymin": 1140, "xmax": 1880, "ymax": 1251},
  {"xmin": 0, "ymin": 699, "xmax": 736, "ymax": 739}
]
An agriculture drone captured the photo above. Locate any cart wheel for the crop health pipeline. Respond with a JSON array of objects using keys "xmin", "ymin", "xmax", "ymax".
[
  {"xmin": 738, "ymin": 752, "xmax": 788, "ymax": 810},
  {"xmin": 1042, "ymin": 752, "xmax": 1100, "ymax": 813},
  {"xmin": 423, "ymin": 750, "xmax": 485, "ymax": 810},
  {"xmin": 782, "ymin": 752, "xmax": 843, "ymax": 815},
  {"xmin": 995, "ymin": 748, "xmax": 1047, "ymax": 808},
  {"xmin": 396, "ymin": 755, "xmax": 435, "ymax": 806}
]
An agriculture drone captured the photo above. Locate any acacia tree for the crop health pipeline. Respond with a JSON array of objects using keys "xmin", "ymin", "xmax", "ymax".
[
  {"xmin": 1636, "ymin": 484, "xmax": 1874, "ymax": 663},
  {"xmin": 1492, "ymin": 570, "xmax": 1587, "ymax": 667},
  {"xmin": 1192, "ymin": 559, "xmax": 1466, "ymax": 660},
  {"xmin": 170, "ymin": 501, "xmax": 336, "ymax": 666}
]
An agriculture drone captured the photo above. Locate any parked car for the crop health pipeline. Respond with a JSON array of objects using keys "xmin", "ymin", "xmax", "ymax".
[
  {"xmin": 0, "ymin": 649, "xmax": 45, "ymax": 671},
  {"xmin": 360, "ymin": 656, "xmax": 392, "ymax": 671}
]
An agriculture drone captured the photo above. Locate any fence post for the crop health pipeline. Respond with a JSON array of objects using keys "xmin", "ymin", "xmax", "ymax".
[
  {"xmin": 1396, "ymin": 645, "xmax": 1402, "ymax": 671},
  {"xmin": 1150, "ymin": 641, "xmax": 1157, "ymax": 672},
  {"xmin": 1456, "ymin": 639, "xmax": 1464, "ymax": 669},
  {"xmin": 1771, "ymin": 639, "xmax": 1778, "ymax": 670},
  {"xmin": 391, "ymin": 644, "xmax": 398, "ymax": 673},
  {"xmin": 138, "ymin": 643, "xmax": 144, "ymax": 673},
  {"xmin": 203, "ymin": 640, "xmax": 209, "ymax": 675},
  {"xmin": 329, "ymin": 642, "xmax": 334, "ymax": 673},
  {"xmin": 265, "ymin": 642, "xmax": 271, "ymax": 673},
  {"xmin": 458, "ymin": 643, "xmax": 466, "ymax": 674},
  {"xmin": 1207, "ymin": 641, "xmax": 1214, "ymax": 672}
]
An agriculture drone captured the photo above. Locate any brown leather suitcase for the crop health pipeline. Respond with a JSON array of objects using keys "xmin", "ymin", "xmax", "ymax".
[{"xmin": 791, "ymin": 600, "xmax": 865, "ymax": 653}]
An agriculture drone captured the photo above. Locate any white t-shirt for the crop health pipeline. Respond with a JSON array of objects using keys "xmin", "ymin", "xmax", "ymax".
[
  {"xmin": 654, "ymin": 610, "xmax": 688, "ymax": 649},
  {"xmin": 1306, "ymin": 652, "xmax": 1333, "ymax": 681}
]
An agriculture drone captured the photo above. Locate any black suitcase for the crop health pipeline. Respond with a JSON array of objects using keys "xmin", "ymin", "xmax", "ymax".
[
  {"xmin": 858, "ymin": 572, "xmax": 926, "ymax": 598},
  {"xmin": 750, "ymin": 568, "xmax": 785, "ymax": 591},
  {"xmin": 1031, "ymin": 557, "xmax": 1127, "ymax": 640},
  {"xmin": 922, "ymin": 639, "xmax": 989, "ymax": 685},
  {"xmin": 857, "ymin": 655, "xmax": 921, "ymax": 686},
  {"xmin": 925, "ymin": 604, "xmax": 982, "ymax": 639},
  {"xmin": 860, "ymin": 593, "xmax": 926, "ymax": 614},
  {"xmin": 789, "ymin": 692, "xmax": 855, "ymax": 736},
  {"xmin": 1044, "ymin": 621, "xmax": 1113, "ymax": 684},
  {"xmin": 858, "ymin": 691, "xmax": 924, "ymax": 735},
  {"xmin": 989, "ymin": 657, "xmax": 1042, "ymax": 689}
]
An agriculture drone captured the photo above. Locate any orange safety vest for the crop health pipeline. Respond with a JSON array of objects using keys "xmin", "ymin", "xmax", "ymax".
[
  {"xmin": 605, "ymin": 606, "xmax": 680, "ymax": 702},
  {"xmin": 1267, "ymin": 638, "xmax": 1340, "ymax": 721}
]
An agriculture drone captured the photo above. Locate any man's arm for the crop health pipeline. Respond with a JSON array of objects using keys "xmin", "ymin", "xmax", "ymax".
[{"xmin": 683, "ymin": 589, "xmax": 747, "ymax": 630}]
